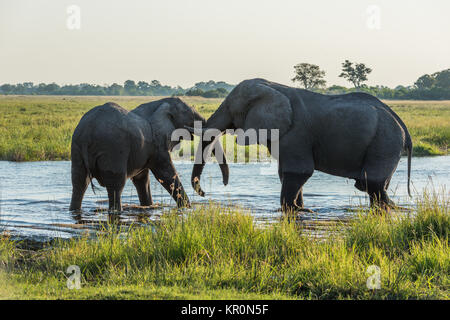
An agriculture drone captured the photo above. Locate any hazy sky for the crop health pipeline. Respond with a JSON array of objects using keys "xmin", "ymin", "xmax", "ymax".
[{"xmin": 1, "ymin": 0, "xmax": 449, "ymax": 88}]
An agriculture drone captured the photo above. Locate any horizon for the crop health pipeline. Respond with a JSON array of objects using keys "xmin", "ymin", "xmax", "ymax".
[
  {"xmin": 1, "ymin": 0, "xmax": 449, "ymax": 88},
  {"xmin": 0, "ymin": 77, "xmax": 443, "ymax": 90}
]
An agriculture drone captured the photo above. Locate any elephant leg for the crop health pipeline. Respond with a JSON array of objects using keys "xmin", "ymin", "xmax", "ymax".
[
  {"xmin": 356, "ymin": 175, "xmax": 392, "ymax": 210},
  {"xmin": 360, "ymin": 124, "xmax": 402, "ymax": 210},
  {"xmin": 354, "ymin": 178, "xmax": 366, "ymax": 192},
  {"xmin": 106, "ymin": 183, "xmax": 125, "ymax": 212},
  {"xmin": 280, "ymin": 172, "xmax": 313, "ymax": 214},
  {"xmin": 150, "ymin": 155, "xmax": 190, "ymax": 208},
  {"xmin": 69, "ymin": 155, "xmax": 90, "ymax": 211},
  {"xmin": 278, "ymin": 141, "xmax": 314, "ymax": 214},
  {"xmin": 132, "ymin": 169, "xmax": 153, "ymax": 206},
  {"xmin": 367, "ymin": 181, "xmax": 391, "ymax": 210},
  {"xmin": 102, "ymin": 171, "xmax": 126, "ymax": 212}
]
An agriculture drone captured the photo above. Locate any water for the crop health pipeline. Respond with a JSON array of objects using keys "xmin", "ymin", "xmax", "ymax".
[{"xmin": 0, "ymin": 157, "xmax": 448, "ymax": 241}]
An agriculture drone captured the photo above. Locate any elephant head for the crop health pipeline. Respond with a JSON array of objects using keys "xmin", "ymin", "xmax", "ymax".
[
  {"xmin": 132, "ymin": 97, "xmax": 229, "ymax": 190},
  {"xmin": 188, "ymin": 79, "xmax": 292, "ymax": 196}
]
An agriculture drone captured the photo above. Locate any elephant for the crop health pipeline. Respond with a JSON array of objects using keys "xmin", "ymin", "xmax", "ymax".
[
  {"xmin": 188, "ymin": 78, "xmax": 412, "ymax": 213},
  {"xmin": 69, "ymin": 98, "xmax": 229, "ymax": 212}
]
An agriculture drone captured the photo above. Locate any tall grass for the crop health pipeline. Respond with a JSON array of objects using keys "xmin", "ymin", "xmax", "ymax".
[
  {"xmin": 0, "ymin": 96, "xmax": 448, "ymax": 161},
  {"xmin": 0, "ymin": 95, "xmax": 220, "ymax": 161},
  {"xmin": 387, "ymin": 100, "xmax": 450, "ymax": 155},
  {"xmin": 1, "ymin": 193, "xmax": 448, "ymax": 299}
]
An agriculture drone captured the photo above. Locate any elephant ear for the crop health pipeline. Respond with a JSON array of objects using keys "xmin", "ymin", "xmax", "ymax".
[
  {"xmin": 243, "ymin": 83, "xmax": 293, "ymax": 142},
  {"xmin": 151, "ymin": 102, "xmax": 178, "ymax": 149}
]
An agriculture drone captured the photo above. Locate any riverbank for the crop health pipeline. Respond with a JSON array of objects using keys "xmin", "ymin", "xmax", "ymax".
[
  {"xmin": 0, "ymin": 96, "xmax": 448, "ymax": 161},
  {"xmin": 1, "ymin": 192, "xmax": 448, "ymax": 300}
]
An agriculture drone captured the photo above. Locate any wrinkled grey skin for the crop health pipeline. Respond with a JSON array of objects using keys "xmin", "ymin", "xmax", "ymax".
[
  {"xmin": 190, "ymin": 78, "xmax": 412, "ymax": 212},
  {"xmin": 69, "ymin": 98, "xmax": 228, "ymax": 211}
]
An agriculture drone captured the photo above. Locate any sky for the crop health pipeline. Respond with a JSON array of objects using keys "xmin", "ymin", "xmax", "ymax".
[{"xmin": 0, "ymin": 0, "xmax": 449, "ymax": 88}]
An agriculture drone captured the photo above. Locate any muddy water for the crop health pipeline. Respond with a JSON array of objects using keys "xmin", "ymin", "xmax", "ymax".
[{"xmin": 0, "ymin": 157, "xmax": 448, "ymax": 241}]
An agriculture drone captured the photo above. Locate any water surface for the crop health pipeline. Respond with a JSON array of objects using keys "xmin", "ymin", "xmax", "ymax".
[{"xmin": 0, "ymin": 157, "xmax": 448, "ymax": 241}]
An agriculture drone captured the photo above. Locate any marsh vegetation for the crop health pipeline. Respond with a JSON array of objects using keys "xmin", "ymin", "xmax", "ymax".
[
  {"xmin": 0, "ymin": 192, "xmax": 448, "ymax": 299},
  {"xmin": 0, "ymin": 96, "xmax": 448, "ymax": 161}
]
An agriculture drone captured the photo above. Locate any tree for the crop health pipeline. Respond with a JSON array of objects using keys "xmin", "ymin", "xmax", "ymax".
[
  {"xmin": 339, "ymin": 60, "xmax": 372, "ymax": 88},
  {"xmin": 150, "ymin": 80, "xmax": 162, "ymax": 88},
  {"xmin": 185, "ymin": 88, "xmax": 204, "ymax": 96},
  {"xmin": 434, "ymin": 68, "xmax": 450, "ymax": 89},
  {"xmin": 137, "ymin": 81, "xmax": 151, "ymax": 95},
  {"xmin": 193, "ymin": 80, "xmax": 234, "ymax": 92},
  {"xmin": 124, "ymin": 80, "xmax": 137, "ymax": 95},
  {"xmin": 414, "ymin": 74, "xmax": 436, "ymax": 89},
  {"xmin": 108, "ymin": 83, "xmax": 123, "ymax": 95},
  {"xmin": 0, "ymin": 84, "xmax": 14, "ymax": 94},
  {"xmin": 291, "ymin": 63, "xmax": 326, "ymax": 89}
]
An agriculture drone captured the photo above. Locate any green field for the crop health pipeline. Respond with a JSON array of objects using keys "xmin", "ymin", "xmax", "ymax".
[
  {"xmin": 386, "ymin": 100, "xmax": 450, "ymax": 156},
  {"xmin": 0, "ymin": 192, "xmax": 448, "ymax": 300},
  {"xmin": 0, "ymin": 95, "xmax": 448, "ymax": 161}
]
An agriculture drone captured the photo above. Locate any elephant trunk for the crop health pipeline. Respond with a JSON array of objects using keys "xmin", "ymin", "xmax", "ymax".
[
  {"xmin": 191, "ymin": 139, "xmax": 213, "ymax": 196},
  {"xmin": 191, "ymin": 100, "xmax": 232, "ymax": 196}
]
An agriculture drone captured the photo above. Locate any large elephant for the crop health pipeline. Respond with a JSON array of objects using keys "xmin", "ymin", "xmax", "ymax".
[
  {"xmin": 69, "ymin": 98, "xmax": 228, "ymax": 211},
  {"xmin": 189, "ymin": 78, "xmax": 412, "ymax": 212}
]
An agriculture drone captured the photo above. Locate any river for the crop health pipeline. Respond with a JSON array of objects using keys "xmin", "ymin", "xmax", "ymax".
[{"xmin": 0, "ymin": 156, "xmax": 448, "ymax": 241}]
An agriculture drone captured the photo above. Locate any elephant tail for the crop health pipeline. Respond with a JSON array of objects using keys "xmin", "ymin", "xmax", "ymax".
[
  {"xmin": 406, "ymin": 135, "xmax": 412, "ymax": 198},
  {"xmin": 396, "ymin": 112, "xmax": 413, "ymax": 198},
  {"xmin": 80, "ymin": 144, "xmax": 98, "ymax": 195},
  {"xmin": 378, "ymin": 101, "xmax": 412, "ymax": 197}
]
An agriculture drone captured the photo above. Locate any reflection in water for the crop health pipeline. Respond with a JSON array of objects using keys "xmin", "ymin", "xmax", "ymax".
[{"xmin": 0, "ymin": 157, "xmax": 448, "ymax": 241}]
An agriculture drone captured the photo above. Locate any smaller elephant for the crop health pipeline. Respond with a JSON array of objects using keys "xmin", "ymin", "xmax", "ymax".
[{"xmin": 69, "ymin": 98, "xmax": 228, "ymax": 211}]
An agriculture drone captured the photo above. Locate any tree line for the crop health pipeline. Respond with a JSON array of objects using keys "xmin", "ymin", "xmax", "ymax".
[
  {"xmin": 1, "ymin": 65, "xmax": 448, "ymax": 99},
  {"xmin": 292, "ymin": 61, "xmax": 450, "ymax": 100},
  {"xmin": 0, "ymin": 80, "xmax": 232, "ymax": 98}
]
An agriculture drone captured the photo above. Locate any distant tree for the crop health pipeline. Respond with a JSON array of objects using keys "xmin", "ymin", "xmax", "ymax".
[
  {"xmin": 33, "ymin": 83, "xmax": 59, "ymax": 94},
  {"xmin": 0, "ymin": 84, "xmax": 14, "ymax": 94},
  {"xmin": 137, "ymin": 81, "xmax": 150, "ymax": 93},
  {"xmin": 434, "ymin": 68, "xmax": 450, "ymax": 89},
  {"xmin": 202, "ymin": 88, "xmax": 228, "ymax": 98},
  {"xmin": 291, "ymin": 63, "xmax": 326, "ymax": 89},
  {"xmin": 193, "ymin": 80, "xmax": 234, "ymax": 92},
  {"xmin": 47, "ymin": 83, "xmax": 60, "ymax": 93},
  {"xmin": 150, "ymin": 80, "xmax": 162, "ymax": 88},
  {"xmin": 414, "ymin": 74, "xmax": 436, "ymax": 89},
  {"xmin": 107, "ymin": 83, "xmax": 123, "ymax": 95},
  {"xmin": 185, "ymin": 87, "xmax": 228, "ymax": 98},
  {"xmin": 326, "ymin": 85, "xmax": 348, "ymax": 94},
  {"xmin": 19, "ymin": 82, "xmax": 34, "ymax": 94},
  {"xmin": 339, "ymin": 60, "xmax": 372, "ymax": 88},
  {"xmin": 0, "ymin": 80, "xmax": 185, "ymax": 96},
  {"xmin": 124, "ymin": 80, "xmax": 137, "ymax": 95},
  {"xmin": 185, "ymin": 88, "xmax": 205, "ymax": 96}
]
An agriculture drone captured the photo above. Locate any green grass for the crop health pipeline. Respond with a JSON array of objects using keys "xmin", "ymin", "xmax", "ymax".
[
  {"xmin": 1, "ymin": 193, "xmax": 448, "ymax": 300},
  {"xmin": 386, "ymin": 100, "xmax": 450, "ymax": 156},
  {"xmin": 0, "ymin": 95, "xmax": 221, "ymax": 161},
  {"xmin": 0, "ymin": 96, "xmax": 448, "ymax": 161}
]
